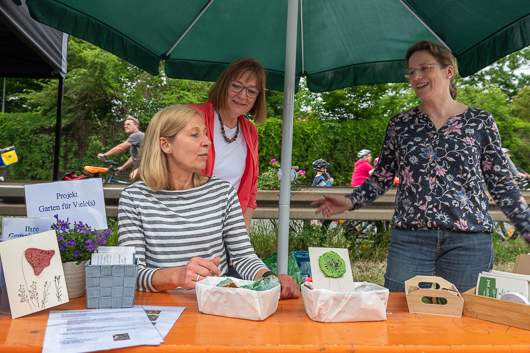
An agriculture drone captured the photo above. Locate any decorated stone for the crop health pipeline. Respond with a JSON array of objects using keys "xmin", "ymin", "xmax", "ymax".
[
  {"xmin": 24, "ymin": 248, "xmax": 55, "ymax": 276},
  {"xmin": 240, "ymin": 276, "xmax": 280, "ymax": 291},
  {"xmin": 216, "ymin": 278, "xmax": 239, "ymax": 288},
  {"xmin": 319, "ymin": 251, "xmax": 346, "ymax": 278}
]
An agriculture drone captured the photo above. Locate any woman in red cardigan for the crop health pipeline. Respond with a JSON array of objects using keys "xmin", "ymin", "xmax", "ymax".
[{"xmin": 189, "ymin": 58, "xmax": 267, "ymax": 234}]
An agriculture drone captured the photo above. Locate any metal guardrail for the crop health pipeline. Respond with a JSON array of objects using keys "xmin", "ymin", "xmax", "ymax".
[{"xmin": 0, "ymin": 182, "xmax": 521, "ymax": 222}]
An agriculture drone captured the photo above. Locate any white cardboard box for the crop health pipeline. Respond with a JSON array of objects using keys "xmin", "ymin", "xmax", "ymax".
[{"xmin": 475, "ymin": 271, "xmax": 530, "ymax": 299}]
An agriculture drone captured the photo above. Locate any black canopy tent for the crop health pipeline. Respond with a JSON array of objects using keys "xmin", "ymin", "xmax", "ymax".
[{"xmin": 0, "ymin": 0, "xmax": 68, "ymax": 180}]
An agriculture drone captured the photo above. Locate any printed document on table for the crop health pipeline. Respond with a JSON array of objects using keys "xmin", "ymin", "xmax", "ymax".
[
  {"xmin": 136, "ymin": 305, "xmax": 186, "ymax": 338},
  {"xmin": 42, "ymin": 307, "xmax": 163, "ymax": 353}
]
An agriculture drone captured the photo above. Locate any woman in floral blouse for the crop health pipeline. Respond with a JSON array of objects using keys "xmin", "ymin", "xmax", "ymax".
[{"xmin": 311, "ymin": 40, "xmax": 530, "ymax": 292}]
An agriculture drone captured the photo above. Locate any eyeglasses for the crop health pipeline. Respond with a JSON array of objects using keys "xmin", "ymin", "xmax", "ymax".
[
  {"xmin": 404, "ymin": 63, "xmax": 443, "ymax": 79},
  {"xmin": 229, "ymin": 80, "xmax": 260, "ymax": 99}
]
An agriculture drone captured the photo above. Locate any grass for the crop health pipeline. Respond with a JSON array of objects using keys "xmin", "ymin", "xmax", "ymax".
[{"xmin": 249, "ymin": 220, "xmax": 530, "ymax": 287}]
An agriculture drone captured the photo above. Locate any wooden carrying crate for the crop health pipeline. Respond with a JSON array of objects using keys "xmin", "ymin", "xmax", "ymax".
[
  {"xmin": 405, "ymin": 275, "xmax": 464, "ymax": 317},
  {"xmin": 463, "ymin": 254, "xmax": 530, "ymax": 330}
]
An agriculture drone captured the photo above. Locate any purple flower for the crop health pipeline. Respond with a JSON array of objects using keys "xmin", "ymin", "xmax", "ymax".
[
  {"xmin": 401, "ymin": 166, "xmax": 413, "ymax": 186},
  {"xmin": 435, "ymin": 166, "xmax": 448, "ymax": 177},
  {"xmin": 444, "ymin": 122, "xmax": 462, "ymax": 136},
  {"xmin": 482, "ymin": 160, "xmax": 492, "ymax": 171},
  {"xmin": 376, "ymin": 168, "xmax": 394, "ymax": 182},
  {"xmin": 491, "ymin": 122, "xmax": 499, "ymax": 132},
  {"xmin": 461, "ymin": 136, "xmax": 475, "ymax": 145},
  {"xmin": 454, "ymin": 219, "xmax": 468, "ymax": 230},
  {"xmin": 428, "ymin": 177, "xmax": 436, "ymax": 188},
  {"xmin": 53, "ymin": 216, "xmax": 112, "ymax": 263},
  {"xmin": 299, "ymin": 170, "xmax": 306, "ymax": 175},
  {"xmin": 271, "ymin": 159, "xmax": 276, "ymax": 163}
]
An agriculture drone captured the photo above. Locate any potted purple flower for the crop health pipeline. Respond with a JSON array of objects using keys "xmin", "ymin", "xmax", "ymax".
[{"xmin": 51, "ymin": 215, "xmax": 110, "ymax": 298}]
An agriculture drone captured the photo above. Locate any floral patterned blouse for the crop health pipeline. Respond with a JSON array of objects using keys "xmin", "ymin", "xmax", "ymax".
[{"xmin": 347, "ymin": 106, "xmax": 530, "ymax": 241}]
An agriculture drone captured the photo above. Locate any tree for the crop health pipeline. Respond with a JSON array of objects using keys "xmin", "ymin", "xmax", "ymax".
[
  {"xmin": 1, "ymin": 78, "xmax": 44, "ymax": 113},
  {"xmin": 460, "ymin": 48, "xmax": 530, "ymax": 99}
]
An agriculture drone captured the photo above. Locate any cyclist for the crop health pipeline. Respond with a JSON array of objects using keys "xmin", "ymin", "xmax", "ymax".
[
  {"xmin": 351, "ymin": 149, "xmax": 374, "ymax": 187},
  {"xmin": 312, "ymin": 159, "xmax": 334, "ymax": 187},
  {"xmin": 97, "ymin": 116, "xmax": 144, "ymax": 180}
]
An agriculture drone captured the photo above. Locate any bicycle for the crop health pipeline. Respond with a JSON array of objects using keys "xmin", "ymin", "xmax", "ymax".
[
  {"xmin": 490, "ymin": 176, "xmax": 529, "ymax": 240},
  {"xmin": 0, "ymin": 146, "xmax": 18, "ymax": 181},
  {"xmin": 492, "ymin": 221, "xmax": 518, "ymax": 241},
  {"xmin": 514, "ymin": 176, "xmax": 530, "ymax": 191},
  {"xmin": 61, "ymin": 157, "xmax": 129, "ymax": 184}
]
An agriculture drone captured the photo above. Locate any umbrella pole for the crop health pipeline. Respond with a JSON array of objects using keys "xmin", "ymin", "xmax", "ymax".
[{"xmin": 277, "ymin": 0, "xmax": 299, "ymax": 276}]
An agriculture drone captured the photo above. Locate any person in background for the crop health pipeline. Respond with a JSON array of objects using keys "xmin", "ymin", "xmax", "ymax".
[
  {"xmin": 503, "ymin": 148, "xmax": 530, "ymax": 179},
  {"xmin": 311, "ymin": 40, "xmax": 530, "ymax": 293},
  {"xmin": 189, "ymin": 58, "xmax": 266, "ymax": 235},
  {"xmin": 311, "ymin": 159, "xmax": 334, "ymax": 187},
  {"xmin": 98, "ymin": 116, "xmax": 144, "ymax": 179},
  {"xmin": 118, "ymin": 105, "xmax": 299, "ymax": 299},
  {"xmin": 351, "ymin": 149, "xmax": 374, "ymax": 187}
]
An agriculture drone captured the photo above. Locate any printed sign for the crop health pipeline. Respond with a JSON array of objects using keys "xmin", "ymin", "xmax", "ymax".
[
  {"xmin": 1, "ymin": 217, "xmax": 56, "ymax": 241},
  {"xmin": 25, "ymin": 178, "xmax": 107, "ymax": 230}
]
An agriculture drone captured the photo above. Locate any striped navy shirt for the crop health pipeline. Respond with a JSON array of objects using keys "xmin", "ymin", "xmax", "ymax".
[{"xmin": 118, "ymin": 177, "xmax": 266, "ymax": 292}]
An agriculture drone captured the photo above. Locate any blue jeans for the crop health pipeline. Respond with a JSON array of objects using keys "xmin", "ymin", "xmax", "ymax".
[{"xmin": 384, "ymin": 229, "xmax": 494, "ymax": 293}]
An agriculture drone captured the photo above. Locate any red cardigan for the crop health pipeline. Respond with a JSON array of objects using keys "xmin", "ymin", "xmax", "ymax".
[{"xmin": 188, "ymin": 102, "xmax": 259, "ymax": 211}]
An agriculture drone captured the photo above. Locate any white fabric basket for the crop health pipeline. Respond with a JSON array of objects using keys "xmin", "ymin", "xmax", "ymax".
[
  {"xmin": 302, "ymin": 281, "xmax": 389, "ymax": 322},
  {"xmin": 195, "ymin": 276, "xmax": 280, "ymax": 321}
]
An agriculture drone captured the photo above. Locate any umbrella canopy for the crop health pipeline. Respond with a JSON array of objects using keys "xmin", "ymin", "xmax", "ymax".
[
  {"xmin": 21, "ymin": 0, "xmax": 530, "ymax": 92},
  {"xmin": 20, "ymin": 0, "xmax": 530, "ymax": 274}
]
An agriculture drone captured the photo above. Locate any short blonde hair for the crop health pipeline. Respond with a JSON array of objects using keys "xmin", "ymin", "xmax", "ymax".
[
  {"xmin": 138, "ymin": 105, "xmax": 209, "ymax": 191},
  {"xmin": 208, "ymin": 57, "xmax": 267, "ymax": 124},
  {"xmin": 126, "ymin": 116, "xmax": 140, "ymax": 127}
]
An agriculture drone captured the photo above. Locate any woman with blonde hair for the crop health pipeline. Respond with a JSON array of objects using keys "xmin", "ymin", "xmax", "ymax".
[{"xmin": 118, "ymin": 105, "xmax": 298, "ymax": 298}]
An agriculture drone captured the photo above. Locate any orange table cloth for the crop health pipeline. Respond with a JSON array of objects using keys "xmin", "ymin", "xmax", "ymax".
[{"xmin": 1, "ymin": 291, "xmax": 529, "ymax": 352}]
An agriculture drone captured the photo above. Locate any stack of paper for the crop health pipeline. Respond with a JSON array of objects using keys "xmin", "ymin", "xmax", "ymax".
[
  {"xmin": 91, "ymin": 246, "xmax": 135, "ymax": 265},
  {"xmin": 476, "ymin": 270, "xmax": 530, "ymax": 300}
]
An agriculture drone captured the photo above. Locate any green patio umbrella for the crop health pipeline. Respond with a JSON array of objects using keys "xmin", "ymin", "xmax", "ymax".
[{"xmin": 20, "ymin": 0, "xmax": 530, "ymax": 274}]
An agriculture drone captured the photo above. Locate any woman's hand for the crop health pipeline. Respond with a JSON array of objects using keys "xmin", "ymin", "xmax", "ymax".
[
  {"xmin": 277, "ymin": 274, "xmax": 300, "ymax": 299},
  {"xmin": 152, "ymin": 256, "xmax": 221, "ymax": 291},
  {"xmin": 310, "ymin": 194, "xmax": 353, "ymax": 218},
  {"xmin": 182, "ymin": 256, "xmax": 221, "ymax": 289}
]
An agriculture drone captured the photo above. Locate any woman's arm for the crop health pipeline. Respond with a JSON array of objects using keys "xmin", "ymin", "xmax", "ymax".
[
  {"xmin": 243, "ymin": 207, "xmax": 254, "ymax": 234},
  {"xmin": 481, "ymin": 115, "xmax": 530, "ymax": 242},
  {"xmin": 151, "ymin": 256, "xmax": 221, "ymax": 291},
  {"xmin": 118, "ymin": 189, "xmax": 159, "ymax": 292},
  {"xmin": 223, "ymin": 187, "xmax": 267, "ymax": 280}
]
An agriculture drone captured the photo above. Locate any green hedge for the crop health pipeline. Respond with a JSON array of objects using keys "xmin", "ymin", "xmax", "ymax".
[{"xmin": 257, "ymin": 117, "xmax": 389, "ymax": 185}]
